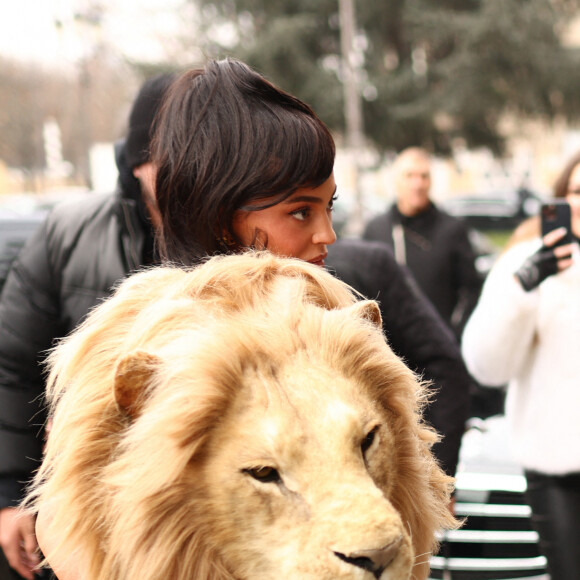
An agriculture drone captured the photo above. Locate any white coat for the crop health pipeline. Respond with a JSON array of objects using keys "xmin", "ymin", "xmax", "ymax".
[{"xmin": 462, "ymin": 239, "xmax": 580, "ymax": 475}]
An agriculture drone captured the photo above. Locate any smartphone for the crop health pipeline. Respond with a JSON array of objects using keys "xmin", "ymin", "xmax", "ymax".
[{"xmin": 541, "ymin": 200, "xmax": 572, "ymax": 246}]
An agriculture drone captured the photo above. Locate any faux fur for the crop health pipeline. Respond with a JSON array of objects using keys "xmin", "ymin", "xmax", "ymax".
[{"xmin": 27, "ymin": 251, "xmax": 457, "ymax": 580}]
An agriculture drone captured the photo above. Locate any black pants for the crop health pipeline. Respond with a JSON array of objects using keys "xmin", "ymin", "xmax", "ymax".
[{"xmin": 525, "ymin": 470, "xmax": 580, "ymax": 580}]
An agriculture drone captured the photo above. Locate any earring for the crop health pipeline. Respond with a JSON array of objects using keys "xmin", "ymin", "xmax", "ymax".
[{"xmin": 218, "ymin": 233, "xmax": 235, "ymax": 247}]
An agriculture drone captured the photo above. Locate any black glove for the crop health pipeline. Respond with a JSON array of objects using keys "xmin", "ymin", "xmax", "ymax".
[{"xmin": 514, "ymin": 246, "xmax": 564, "ymax": 291}]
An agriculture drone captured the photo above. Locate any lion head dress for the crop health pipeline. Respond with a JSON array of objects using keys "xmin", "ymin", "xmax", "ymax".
[{"xmin": 27, "ymin": 252, "xmax": 457, "ymax": 580}]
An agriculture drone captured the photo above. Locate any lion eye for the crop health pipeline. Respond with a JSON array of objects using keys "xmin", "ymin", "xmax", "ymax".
[
  {"xmin": 244, "ymin": 466, "xmax": 281, "ymax": 484},
  {"xmin": 361, "ymin": 426, "xmax": 378, "ymax": 455}
]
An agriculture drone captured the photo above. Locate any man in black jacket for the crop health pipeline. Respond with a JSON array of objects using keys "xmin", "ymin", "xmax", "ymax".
[
  {"xmin": 0, "ymin": 96, "xmax": 469, "ymax": 579},
  {"xmin": 363, "ymin": 147, "xmax": 482, "ymax": 339},
  {"xmin": 0, "ymin": 72, "xmax": 175, "ymax": 580}
]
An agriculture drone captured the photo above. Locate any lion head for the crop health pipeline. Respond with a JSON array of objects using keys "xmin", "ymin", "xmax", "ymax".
[{"xmin": 28, "ymin": 252, "xmax": 456, "ymax": 580}]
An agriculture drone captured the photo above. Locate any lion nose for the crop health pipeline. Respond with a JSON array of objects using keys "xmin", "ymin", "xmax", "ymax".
[{"xmin": 334, "ymin": 536, "xmax": 403, "ymax": 579}]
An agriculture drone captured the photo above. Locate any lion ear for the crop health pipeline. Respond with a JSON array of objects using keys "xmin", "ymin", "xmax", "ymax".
[
  {"xmin": 114, "ymin": 351, "xmax": 161, "ymax": 418},
  {"xmin": 345, "ymin": 300, "xmax": 382, "ymax": 329}
]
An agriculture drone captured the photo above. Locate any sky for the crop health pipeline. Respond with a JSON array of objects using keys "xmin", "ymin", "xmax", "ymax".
[{"xmin": 0, "ymin": 0, "xmax": 188, "ymax": 68}]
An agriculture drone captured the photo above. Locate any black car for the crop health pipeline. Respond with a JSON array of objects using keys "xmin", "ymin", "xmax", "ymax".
[{"xmin": 440, "ymin": 188, "xmax": 543, "ymax": 232}]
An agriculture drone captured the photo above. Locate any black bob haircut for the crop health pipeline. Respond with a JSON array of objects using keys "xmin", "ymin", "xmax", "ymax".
[{"xmin": 151, "ymin": 58, "xmax": 336, "ymax": 265}]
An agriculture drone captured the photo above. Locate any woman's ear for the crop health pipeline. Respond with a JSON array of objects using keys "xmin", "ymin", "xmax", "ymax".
[
  {"xmin": 133, "ymin": 162, "xmax": 162, "ymax": 230},
  {"xmin": 113, "ymin": 351, "xmax": 162, "ymax": 418}
]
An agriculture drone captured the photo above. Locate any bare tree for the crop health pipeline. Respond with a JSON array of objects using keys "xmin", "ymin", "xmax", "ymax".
[{"xmin": 0, "ymin": 54, "xmax": 140, "ymax": 190}]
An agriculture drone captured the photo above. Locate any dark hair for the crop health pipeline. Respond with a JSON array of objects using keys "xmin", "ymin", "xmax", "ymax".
[
  {"xmin": 151, "ymin": 58, "xmax": 336, "ymax": 265},
  {"xmin": 553, "ymin": 149, "xmax": 580, "ymax": 198}
]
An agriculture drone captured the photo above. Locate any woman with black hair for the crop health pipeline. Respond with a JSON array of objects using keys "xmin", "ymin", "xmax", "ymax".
[
  {"xmin": 150, "ymin": 58, "xmax": 470, "ymax": 483},
  {"xmin": 152, "ymin": 59, "xmax": 338, "ymax": 266}
]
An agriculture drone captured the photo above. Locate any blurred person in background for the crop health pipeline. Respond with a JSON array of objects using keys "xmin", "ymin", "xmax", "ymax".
[
  {"xmin": 461, "ymin": 150, "xmax": 580, "ymax": 580},
  {"xmin": 362, "ymin": 146, "xmax": 501, "ymax": 421},
  {"xmin": 0, "ymin": 72, "xmax": 177, "ymax": 580},
  {"xmin": 362, "ymin": 146, "xmax": 481, "ymax": 339}
]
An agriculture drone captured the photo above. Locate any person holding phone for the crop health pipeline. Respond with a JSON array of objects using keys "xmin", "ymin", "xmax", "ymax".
[{"xmin": 461, "ymin": 151, "xmax": 580, "ymax": 580}]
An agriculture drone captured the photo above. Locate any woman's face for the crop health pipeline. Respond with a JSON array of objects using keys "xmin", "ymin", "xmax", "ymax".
[
  {"xmin": 232, "ymin": 173, "xmax": 337, "ymax": 266},
  {"xmin": 566, "ymin": 163, "xmax": 580, "ymax": 237}
]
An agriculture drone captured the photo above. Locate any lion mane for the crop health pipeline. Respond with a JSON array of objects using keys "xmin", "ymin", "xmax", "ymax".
[{"xmin": 28, "ymin": 251, "xmax": 457, "ymax": 580}]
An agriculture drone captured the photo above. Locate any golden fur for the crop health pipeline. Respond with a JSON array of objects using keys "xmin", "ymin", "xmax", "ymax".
[{"xmin": 27, "ymin": 251, "xmax": 457, "ymax": 580}]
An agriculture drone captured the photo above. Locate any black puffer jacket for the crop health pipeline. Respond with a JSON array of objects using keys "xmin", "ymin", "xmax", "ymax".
[
  {"xmin": 0, "ymin": 146, "xmax": 154, "ymax": 508},
  {"xmin": 326, "ymin": 239, "xmax": 471, "ymax": 477}
]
